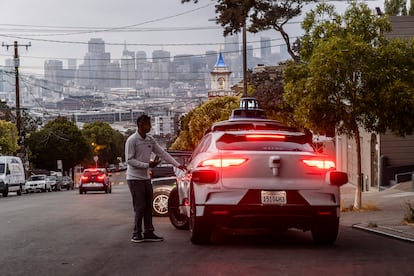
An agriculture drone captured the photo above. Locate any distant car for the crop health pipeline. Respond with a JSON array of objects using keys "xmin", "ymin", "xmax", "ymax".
[
  {"xmin": 169, "ymin": 97, "xmax": 348, "ymax": 245},
  {"xmin": 25, "ymin": 174, "xmax": 51, "ymax": 193},
  {"xmin": 79, "ymin": 168, "xmax": 112, "ymax": 194},
  {"xmin": 107, "ymin": 164, "xmax": 117, "ymax": 173},
  {"xmin": 47, "ymin": 175, "xmax": 59, "ymax": 191},
  {"xmin": 151, "ymin": 176, "xmax": 177, "ymax": 217},
  {"xmin": 58, "ymin": 176, "xmax": 74, "ymax": 190}
]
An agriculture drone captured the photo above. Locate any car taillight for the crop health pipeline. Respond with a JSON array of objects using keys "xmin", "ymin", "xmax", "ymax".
[
  {"xmin": 245, "ymin": 134, "xmax": 285, "ymax": 140},
  {"xmin": 192, "ymin": 170, "xmax": 218, "ymax": 184},
  {"xmin": 81, "ymin": 175, "xmax": 89, "ymax": 182},
  {"xmin": 198, "ymin": 158, "xmax": 247, "ymax": 168},
  {"xmin": 97, "ymin": 174, "xmax": 105, "ymax": 181},
  {"xmin": 302, "ymin": 159, "xmax": 335, "ymax": 170}
]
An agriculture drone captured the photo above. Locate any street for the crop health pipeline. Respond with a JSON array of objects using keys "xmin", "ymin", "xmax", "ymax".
[{"xmin": 0, "ymin": 172, "xmax": 413, "ymax": 276}]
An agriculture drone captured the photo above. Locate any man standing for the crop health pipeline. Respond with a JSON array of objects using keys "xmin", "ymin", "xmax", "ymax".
[{"xmin": 125, "ymin": 114, "xmax": 186, "ymax": 243}]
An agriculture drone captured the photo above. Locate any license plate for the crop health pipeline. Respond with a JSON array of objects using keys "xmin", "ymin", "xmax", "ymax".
[{"xmin": 261, "ymin": 191, "xmax": 287, "ymax": 205}]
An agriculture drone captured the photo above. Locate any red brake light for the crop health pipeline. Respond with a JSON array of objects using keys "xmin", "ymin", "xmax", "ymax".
[
  {"xmin": 198, "ymin": 158, "xmax": 247, "ymax": 168},
  {"xmin": 245, "ymin": 134, "xmax": 285, "ymax": 140},
  {"xmin": 97, "ymin": 174, "xmax": 105, "ymax": 181},
  {"xmin": 302, "ymin": 159, "xmax": 335, "ymax": 170},
  {"xmin": 81, "ymin": 175, "xmax": 89, "ymax": 181}
]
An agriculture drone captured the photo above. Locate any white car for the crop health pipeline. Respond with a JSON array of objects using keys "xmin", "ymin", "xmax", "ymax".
[
  {"xmin": 25, "ymin": 174, "xmax": 51, "ymax": 193},
  {"xmin": 168, "ymin": 98, "xmax": 348, "ymax": 244}
]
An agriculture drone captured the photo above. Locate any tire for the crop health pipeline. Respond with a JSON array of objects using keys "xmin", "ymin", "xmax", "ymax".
[
  {"xmin": 2, "ymin": 185, "xmax": 8, "ymax": 197},
  {"xmin": 79, "ymin": 188, "xmax": 83, "ymax": 194},
  {"xmin": 152, "ymin": 190, "xmax": 170, "ymax": 217},
  {"xmin": 168, "ymin": 187, "xmax": 189, "ymax": 229},
  {"xmin": 16, "ymin": 185, "xmax": 22, "ymax": 196},
  {"xmin": 189, "ymin": 185, "xmax": 211, "ymax": 245},
  {"xmin": 311, "ymin": 217, "xmax": 339, "ymax": 245}
]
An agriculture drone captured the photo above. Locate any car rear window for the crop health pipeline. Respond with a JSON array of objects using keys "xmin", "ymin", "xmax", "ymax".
[
  {"xmin": 30, "ymin": 175, "xmax": 45, "ymax": 181},
  {"xmin": 216, "ymin": 133, "xmax": 314, "ymax": 152}
]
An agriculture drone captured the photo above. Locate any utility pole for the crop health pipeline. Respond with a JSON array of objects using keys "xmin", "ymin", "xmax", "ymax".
[{"xmin": 2, "ymin": 41, "xmax": 31, "ymax": 145}]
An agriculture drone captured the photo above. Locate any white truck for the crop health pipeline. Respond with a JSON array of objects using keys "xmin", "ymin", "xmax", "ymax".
[{"xmin": 0, "ymin": 156, "xmax": 26, "ymax": 197}]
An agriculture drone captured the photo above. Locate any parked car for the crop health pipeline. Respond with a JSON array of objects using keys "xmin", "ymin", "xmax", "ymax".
[
  {"xmin": 25, "ymin": 174, "xmax": 51, "ymax": 193},
  {"xmin": 0, "ymin": 156, "xmax": 26, "ymax": 197},
  {"xmin": 47, "ymin": 175, "xmax": 59, "ymax": 191},
  {"xmin": 57, "ymin": 176, "xmax": 74, "ymax": 190},
  {"xmin": 168, "ymin": 97, "xmax": 348, "ymax": 244},
  {"xmin": 107, "ymin": 164, "xmax": 117, "ymax": 173},
  {"xmin": 79, "ymin": 168, "xmax": 112, "ymax": 194},
  {"xmin": 151, "ymin": 176, "xmax": 177, "ymax": 217}
]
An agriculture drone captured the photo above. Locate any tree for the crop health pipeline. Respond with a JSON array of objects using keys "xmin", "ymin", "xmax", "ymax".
[
  {"xmin": 284, "ymin": 1, "xmax": 414, "ymax": 209},
  {"xmin": 182, "ymin": 0, "xmax": 314, "ymax": 62},
  {"xmin": 384, "ymin": 0, "xmax": 409, "ymax": 15},
  {"xmin": 170, "ymin": 96, "xmax": 239, "ymax": 150},
  {"xmin": 81, "ymin": 121, "xmax": 126, "ymax": 167},
  {"xmin": 26, "ymin": 116, "xmax": 90, "ymax": 173},
  {"xmin": 0, "ymin": 120, "xmax": 19, "ymax": 154},
  {"xmin": 247, "ymin": 65, "xmax": 297, "ymax": 126}
]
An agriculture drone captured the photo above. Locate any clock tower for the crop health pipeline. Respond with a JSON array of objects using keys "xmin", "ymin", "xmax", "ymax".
[{"xmin": 208, "ymin": 52, "xmax": 234, "ymax": 98}]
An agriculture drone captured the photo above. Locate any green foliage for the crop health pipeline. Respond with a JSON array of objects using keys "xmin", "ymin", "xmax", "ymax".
[
  {"xmin": 0, "ymin": 120, "xmax": 19, "ymax": 154},
  {"xmin": 81, "ymin": 121, "xmax": 126, "ymax": 167},
  {"xmin": 26, "ymin": 116, "xmax": 90, "ymax": 173},
  {"xmin": 247, "ymin": 65, "xmax": 296, "ymax": 126},
  {"xmin": 170, "ymin": 96, "xmax": 239, "ymax": 150},
  {"xmin": 384, "ymin": 0, "xmax": 408, "ymax": 15},
  {"xmin": 284, "ymin": 1, "xmax": 413, "ymax": 138}
]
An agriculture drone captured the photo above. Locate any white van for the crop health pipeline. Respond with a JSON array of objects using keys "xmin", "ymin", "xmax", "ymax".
[{"xmin": 0, "ymin": 156, "xmax": 26, "ymax": 197}]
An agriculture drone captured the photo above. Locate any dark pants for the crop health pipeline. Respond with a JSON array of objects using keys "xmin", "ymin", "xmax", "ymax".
[{"xmin": 127, "ymin": 179, "xmax": 154, "ymax": 237}]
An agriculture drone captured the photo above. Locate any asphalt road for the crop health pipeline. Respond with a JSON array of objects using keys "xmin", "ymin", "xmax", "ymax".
[{"xmin": 0, "ymin": 172, "xmax": 413, "ymax": 276}]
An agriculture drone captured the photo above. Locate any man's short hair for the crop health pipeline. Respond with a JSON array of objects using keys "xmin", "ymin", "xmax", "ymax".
[{"xmin": 136, "ymin": 114, "xmax": 150, "ymax": 126}]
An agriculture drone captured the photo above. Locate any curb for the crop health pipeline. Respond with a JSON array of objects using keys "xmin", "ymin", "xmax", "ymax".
[{"xmin": 352, "ymin": 223, "xmax": 414, "ymax": 244}]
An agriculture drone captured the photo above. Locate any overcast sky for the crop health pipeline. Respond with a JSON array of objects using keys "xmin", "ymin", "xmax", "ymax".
[{"xmin": 0, "ymin": 0, "xmax": 384, "ymax": 76}]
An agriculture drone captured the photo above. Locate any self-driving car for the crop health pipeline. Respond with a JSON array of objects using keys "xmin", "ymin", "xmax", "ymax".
[{"xmin": 168, "ymin": 98, "xmax": 348, "ymax": 244}]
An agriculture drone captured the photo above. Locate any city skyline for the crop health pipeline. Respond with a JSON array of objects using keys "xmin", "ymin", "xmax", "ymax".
[{"xmin": 0, "ymin": 0, "xmax": 384, "ymax": 77}]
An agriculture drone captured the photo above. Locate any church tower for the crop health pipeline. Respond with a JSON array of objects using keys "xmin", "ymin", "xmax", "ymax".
[{"xmin": 208, "ymin": 52, "xmax": 234, "ymax": 98}]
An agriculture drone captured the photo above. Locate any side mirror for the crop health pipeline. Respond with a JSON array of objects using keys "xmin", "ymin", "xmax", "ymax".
[{"xmin": 326, "ymin": 171, "xmax": 348, "ymax": 186}]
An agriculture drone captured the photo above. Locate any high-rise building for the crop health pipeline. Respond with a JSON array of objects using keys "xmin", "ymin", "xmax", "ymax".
[
  {"xmin": 151, "ymin": 50, "xmax": 170, "ymax": 88},
  {"xmin": 77, "ymin": 38, "xmax": 112, "ymax": 90},
  {"xmin": 224, "ymin": 34, "xmax": 239, "ymax": 56},
  {"xmin": 136, "ymin": 51, "xmax": 147, "ymax": 81},
  {"xmin": 260, "ymin": 37, "xmax": 271, "ymax": 64},
  {"xmin": 121, "ymin": 44, "xmax": 136, "ymax": 88}
]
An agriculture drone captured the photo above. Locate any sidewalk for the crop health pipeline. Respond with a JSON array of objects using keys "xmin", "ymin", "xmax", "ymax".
[{"xmin": 340, "ymin": 181, "xmax": 414, "ymax": 243}]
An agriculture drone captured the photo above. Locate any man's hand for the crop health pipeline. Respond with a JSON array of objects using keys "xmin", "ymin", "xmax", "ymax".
[{"xmin": 149, "ymin": 160, "xmax": 160, "ymax": 168}]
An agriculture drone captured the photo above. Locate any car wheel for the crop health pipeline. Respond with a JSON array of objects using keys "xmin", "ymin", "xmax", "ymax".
[
  {"xmin": 79, "ymin": 189, "xmax": 83, "ymax": 194},
  {"xmin": 17, "ymin": 185, "xmax": 22, "ymax": 196},
  {"xmin": 190, "ymin": 185, "xmax": 211, "ymax": 244},
  {"xmin": 311, "ymin": 217, "xmax": 339, "ymax": 245},
  {"xmin": 2, "ymin": 185, "xmax": 8, "ymax": 197},
  {"xmin": 168, "ymin": 187, "xmax": 189, "ymax": 229},
  {"xmin": 152, "ymin": 190, "xmax": 170, "ymax": 217}
]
